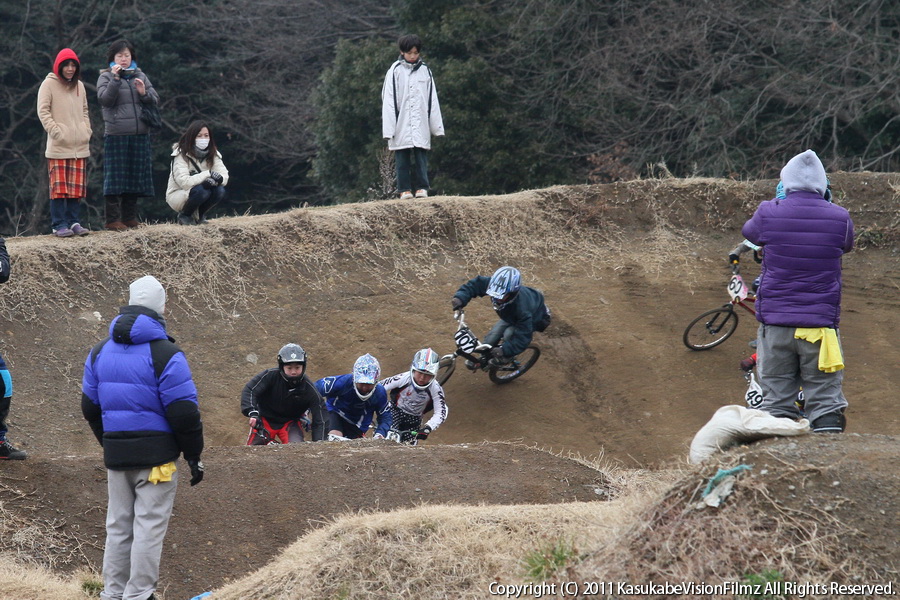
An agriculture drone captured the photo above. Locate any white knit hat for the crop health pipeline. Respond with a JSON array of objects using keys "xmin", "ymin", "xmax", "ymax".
[{"xmin": 128, "ymin": 275, "xmax": 166, "ymax": 315}]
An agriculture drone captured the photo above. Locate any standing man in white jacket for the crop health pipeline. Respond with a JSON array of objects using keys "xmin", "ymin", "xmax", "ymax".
[{"xmin": 382, "ymin": 34, "xmax": 444, "ymax": 200}]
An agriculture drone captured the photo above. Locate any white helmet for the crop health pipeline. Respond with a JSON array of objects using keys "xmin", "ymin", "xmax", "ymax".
[
  {"xmin": 352, "ymin": 353, "xmax": 381, "ymax": 401},
  {"xmin": 410, "ymin": 348, "xmax": 439, "ymax": 391}
]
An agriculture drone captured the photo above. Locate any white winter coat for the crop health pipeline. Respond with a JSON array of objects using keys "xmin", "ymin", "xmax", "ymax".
[
  {"xmin": 165, "ymin": 145, "xmax": 229, "ymax": 212},
  {"xmin": 381, "ymin": 59, "xmax": 444, "ymax": 151}
]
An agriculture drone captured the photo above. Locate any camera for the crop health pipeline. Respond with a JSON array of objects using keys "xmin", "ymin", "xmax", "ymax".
[{"xmin": 119, "ymin": 68, "xmax": 136, "ymax": 77}]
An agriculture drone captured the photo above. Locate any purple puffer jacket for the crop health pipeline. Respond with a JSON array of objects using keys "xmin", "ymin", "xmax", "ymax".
[{"xmin": 742, "ymin": 191, "xmax": 854, "ymax": 327}]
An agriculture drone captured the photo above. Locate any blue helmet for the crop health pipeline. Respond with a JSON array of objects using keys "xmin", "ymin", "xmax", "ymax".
[
  {"xmin": 775, "ymin": 181, "xmax": 785, "ymax": 200},
  {"xmin": 352, "ymin": 353, "xmax": 381, "ymax": 400},
  {"xmin": 486, "ymin": 266, "xmax": 522, "ymax": 309}
]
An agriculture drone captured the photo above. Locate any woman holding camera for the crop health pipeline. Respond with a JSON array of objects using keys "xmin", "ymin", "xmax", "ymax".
[
  {"xmin": 166, "ymin": 121, "xmax": 229, "ymax": 225},
  {"xmin": 97, "ymin": 39, "xmax": 159, "ymax": 231}
]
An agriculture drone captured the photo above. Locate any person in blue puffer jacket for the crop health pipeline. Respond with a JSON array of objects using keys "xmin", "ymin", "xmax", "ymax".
[
  {"xmin": 316, "ymin": 354, "xmax": 392, "ymax": 440},
  {"xmin": 451, "ymin": 266, "xmax": 552, "ymax": 362},
  {"xmin": 82, "ymin": 275, "xmax": 204, "ymax": 600}
]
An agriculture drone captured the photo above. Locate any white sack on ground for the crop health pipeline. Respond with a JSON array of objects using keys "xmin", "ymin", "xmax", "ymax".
[{"xmin": 689, "ymin": 405, "xmax": 810, "ymax": 464}]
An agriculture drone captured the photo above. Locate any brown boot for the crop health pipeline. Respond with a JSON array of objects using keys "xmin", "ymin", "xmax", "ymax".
[
  {"xmin": 106, "ymin": 221, "xmax": 128, "ymax": 231},
  {"xmin": 122, "ymin": 219, "xmax": 141, "ymax": 228}
]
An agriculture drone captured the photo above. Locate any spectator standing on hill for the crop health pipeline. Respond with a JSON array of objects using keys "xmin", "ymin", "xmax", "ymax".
[
  {"xmin": 381, "ymin": 33, "xmax": 444, "ymax": 200},
  {"xmin": 742, "ymin": 149, "xmax": 854, "ymax": 433},
  {"xmin": 97, "ymin": 39, "xmax": 160, "ymax": 231},
  {"xmin": 380, "ymin": 348, "xmax": 448, "ymax": 444},
  {"xmin": 166, "ymin": 120, "xmax": 229, "ymax": 225},
  {"xmin": 451, "ymin": 266, "xmax": 552, "ymax": 364},
  {"xmin": 241, "ymin": 343, "xmax": 326, "ymax": 444},
  {"xmin": 316, "ymin": 354, "xmax": 392, "ymax": 439},
  {"xmin": 0, "ymin": 237, "xmax": 26, "ymax": 460},
  {"xmin": 82, "ymin": 275, "xmax": 204, "ymax": 600},
  {"xmin": 37, "ymin": 48, "xmax": 93, "ymax": 237}
]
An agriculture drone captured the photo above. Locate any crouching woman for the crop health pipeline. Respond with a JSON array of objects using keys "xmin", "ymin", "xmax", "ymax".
[{"xmin": 166, "ymin": 121, "xmax": 228, "ymax": 225}]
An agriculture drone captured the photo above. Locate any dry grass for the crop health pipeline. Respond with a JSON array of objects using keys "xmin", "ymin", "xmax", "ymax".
[
  {"xmin": 0, "ymin": 559, "xmax": 93, "ymax": 600},
  {"xmin": 211, "ymin": 500, "xmax": 656, "ymax": 600}
]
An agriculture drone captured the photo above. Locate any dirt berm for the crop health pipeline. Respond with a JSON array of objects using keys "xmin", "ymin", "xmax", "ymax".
[{"xmin": 0, "ymin": 174, "xmax": 897, "ymax": 598}]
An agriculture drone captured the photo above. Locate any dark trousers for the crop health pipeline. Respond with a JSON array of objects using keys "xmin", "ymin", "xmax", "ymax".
[
  {"xmin": 105, "ymin": 194, "xmax": 139, "ymax": 224},
  {"xmin": 395, "ymin": 147, "xmax": 430, "ymax": 193},
  {"xmin": 182, "ymin": 185, "xmax": 226, "ymax": 220},
  {"xmin": 49, "ymin": 198, "xmax": 82, "ymax": 230}
]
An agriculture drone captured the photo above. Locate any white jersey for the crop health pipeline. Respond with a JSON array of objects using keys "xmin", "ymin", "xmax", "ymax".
[{"xmin": 380, "ymin": 371, "xmax": 448, "ymax": 432}]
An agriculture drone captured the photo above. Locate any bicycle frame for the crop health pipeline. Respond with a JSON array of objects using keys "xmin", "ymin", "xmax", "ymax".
[
  {"xmin": 445, "ymin": 310, "xmax": 493, "ymax": 370},
  {"xmin": 437, "ymin": 310, "xmax": 542, "ymax": 385}
]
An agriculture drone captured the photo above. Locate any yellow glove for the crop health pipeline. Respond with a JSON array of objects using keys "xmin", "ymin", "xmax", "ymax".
[
  {"xmin": 794, "ymin": 328, "xmax": 844, "ymax": 373},
  {"xmin": 148, "ymin": 461, "xmax": 177, "ymax": 484}
]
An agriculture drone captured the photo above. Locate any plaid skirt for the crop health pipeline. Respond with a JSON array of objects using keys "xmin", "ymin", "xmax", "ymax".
[
  {"xmin": 103, "ymin": 134, "xmax": 154, "ymax": 197},
  {"xmin": 48, "ymin": 158, "xmax": 86, "ymax": 199}
]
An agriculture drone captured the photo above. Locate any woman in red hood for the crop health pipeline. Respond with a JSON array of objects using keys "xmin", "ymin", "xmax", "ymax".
[{"xmin": 37, "ymin": 48, "xmax": 93, "ymax": 237}]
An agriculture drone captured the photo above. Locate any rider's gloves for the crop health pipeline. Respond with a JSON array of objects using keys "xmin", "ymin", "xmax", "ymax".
[
  {"xmin": 490, "ymin": 346, "xmax": 505, "ymax": 360},
  {"xmin": 739, "ymin": 357, "xmax": 757, "ymax": 372},
  {"xmin": 248, "ymin": 411, "xmax": 261, "ymax": 430},
  {"xmin": 728, "ymin": 253, "xmax": 740, "ymax": 265},
  {"xmin": 187, "ymin": 458, "xmax": 205, "ymax": 486},
  {"xmin": 451, "ymin": 296, "xmax": 464, "ymax": 311},
  {"xmin": 416, "ymin": 425, "xmax": 432, "ymax": 440}
]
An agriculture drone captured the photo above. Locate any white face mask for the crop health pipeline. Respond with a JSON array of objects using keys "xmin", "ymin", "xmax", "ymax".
[{"xmin": 195, "ymin": 137, "xmax": 210, "ymax": 150}]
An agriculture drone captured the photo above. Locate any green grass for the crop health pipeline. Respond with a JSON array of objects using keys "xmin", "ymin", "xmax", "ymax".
[{"xmin": 522, "ymin": 538, "xmax": 577, "ymax": 580}]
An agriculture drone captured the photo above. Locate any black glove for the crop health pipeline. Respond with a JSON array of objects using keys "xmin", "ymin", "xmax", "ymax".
[
  {"xmin": 416, "ymin": 425, "xmax": 432, "ymax": 440},
  {"xmin": 209, "ymin": 171, "xmax": 224, "ymax": 185},
  {"xmin": 187, "ymin": 459, "xmax": 205, "ymax": 486},
  {"xmin": 202, "ymin": 177, "xmax": 217, "ymax": 189},
  {"xmin": 451, "ymin": 297, "xmax": 463, "ymax": 311},
  {"xmin": 728, "ymin": 253, "xmax": 740, "ymax": 265},
  {"xmin": 490, "ymin": 346, "xmax": 505, "ymax": 360}
]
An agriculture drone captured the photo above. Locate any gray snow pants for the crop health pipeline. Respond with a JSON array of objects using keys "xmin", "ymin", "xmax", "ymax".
[
  {"xmin": 756, "ymin": 323, "xmax": 848, "ymax": 424},
  {"xmin": 101, "ymin": 467, "xmax": 178, "ymax": 600}
]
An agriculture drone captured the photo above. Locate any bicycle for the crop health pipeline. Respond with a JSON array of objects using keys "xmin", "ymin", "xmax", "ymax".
[
  {"xmin": 683, "ymin": 265, "xmax": 756, "ymax": 351},
  {"xmin": 436, "ymin": 310, "xmax": 541, "ymax": 385}
]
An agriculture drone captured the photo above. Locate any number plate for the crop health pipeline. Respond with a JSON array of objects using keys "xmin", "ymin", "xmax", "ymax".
[
  {"xmin": 454, "ymin": 328, "xmax": 479, "ymax": 353},
  {"xmin": 745, "ymin": 372, "xmax": 763, "ymax": 408},
  {"xmin": 727, "ymin": 274, "xmax": 749, "ymax": 301}
]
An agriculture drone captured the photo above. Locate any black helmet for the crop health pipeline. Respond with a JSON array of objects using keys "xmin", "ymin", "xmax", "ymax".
[{"xmin": 277, "ymin": 343, "xmax": 307, "ymax": 383}]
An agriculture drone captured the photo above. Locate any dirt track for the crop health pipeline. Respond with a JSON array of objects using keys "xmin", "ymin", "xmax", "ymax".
[{"xmin": 0, "ymin": 175, "xmax": 897, "ymax": 597}]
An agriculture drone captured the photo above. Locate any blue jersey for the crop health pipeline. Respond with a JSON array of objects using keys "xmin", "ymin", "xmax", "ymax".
[{"xmin": 315, "ymin": 373, "xmax": 392, "ymax": 437}]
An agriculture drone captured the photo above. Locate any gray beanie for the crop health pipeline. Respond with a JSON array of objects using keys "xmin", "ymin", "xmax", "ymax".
[
  {"xmin": 780, "ymin": 149, "xmax": 827, "ymax": 196},
  {"xmin": 129, "ymin": 275, "xmax": 166, "ymax": 315}
]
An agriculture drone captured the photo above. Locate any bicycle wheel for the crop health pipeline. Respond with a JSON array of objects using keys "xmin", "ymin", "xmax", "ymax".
[
  {"xmin": 436, "ymin": 354, "xmax": 456, "ymax": 385},
  {"xmin": 683, "ymin": 307, "xmax": 738, "ymax": 350},
  {"xmin": 489, "ymin": 345, "xmax": 541, "ymax": 384}
]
